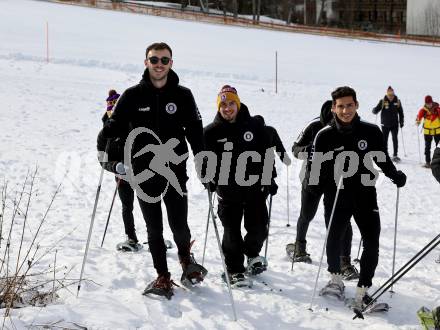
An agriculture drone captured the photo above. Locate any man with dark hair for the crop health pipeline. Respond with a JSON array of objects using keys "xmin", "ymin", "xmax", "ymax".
[
  {"xmin": 372, "ymin": 86, "xmax": 404, "ymax": 162},
  {"xmin": 286, "ymin": 100, "xmax": 358, "ymax": 280},
  {"xmin": 203, "ymin": 85, "xmax": 278, "ymax": 287},
  {"xmin": 311, "ymin": 86, "xmax": 406, "ymax": 309},
  {"xmin": 102, "ymin": 42, "xmax": 207, "ymax": 299}
]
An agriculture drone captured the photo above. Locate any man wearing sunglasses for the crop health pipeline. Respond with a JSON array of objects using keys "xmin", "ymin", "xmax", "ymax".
[{"xmin": 103, "ymin": 42, "xmax": 207, "ymax": 299}]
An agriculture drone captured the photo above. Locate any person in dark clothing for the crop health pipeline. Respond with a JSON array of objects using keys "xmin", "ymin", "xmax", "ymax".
[
  {"xmin": 203, "ymin": 85, "xmax": 278, "ymax": 287},
  {"xmin": 372, "ymin": 86, "xmax": 404, "ymax": 161},
  {"xmin": 311, "ymin": 86, "xmax": 406, "ymax": 309},
  {"xmin": 432, "ymin": 147, "xmax": 440, "ymax": 183},
  {"xmin": 97, "ymin": 90, "xmax": 141, "ymax": 252},
  {"xmin": 287, "ymin": 100, "xmax": 358, "ymax": 279},
  {"xmin": 102, "ymin": 43, "xmax": 207, "ymax": 298}
]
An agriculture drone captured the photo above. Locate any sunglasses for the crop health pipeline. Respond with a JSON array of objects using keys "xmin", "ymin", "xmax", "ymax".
[{"xmin": 148, "ymin": 56, "xmax": 171, "ymax": 65}]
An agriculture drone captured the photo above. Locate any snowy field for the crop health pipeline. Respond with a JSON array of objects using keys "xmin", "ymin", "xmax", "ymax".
[{"xmin": 1, "ymin": 0, "xmax": 440, "ymax": 329}]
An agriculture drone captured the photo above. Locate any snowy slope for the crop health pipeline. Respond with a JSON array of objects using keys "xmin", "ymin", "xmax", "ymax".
[{"xmin": 1, "ymin": 0, "xmax": 440, "ymax": 329}]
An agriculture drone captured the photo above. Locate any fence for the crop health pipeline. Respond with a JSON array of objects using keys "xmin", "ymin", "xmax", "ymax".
[{"xmin": 46, "ymin": 0, "xmax": 440, "ymax": 47}]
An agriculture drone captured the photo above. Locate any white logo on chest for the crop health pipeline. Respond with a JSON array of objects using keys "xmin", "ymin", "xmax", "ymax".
[
  {"xmin": 358, "ymin": 140, "xmax": 368, "ymax": 150},
  {"xmin": 165, "ymin": 103, "xmax": 177, "ymax": 114},
  {"xmin": 243, "ymin": 131, "xmax": 254, "ymax": 142}
]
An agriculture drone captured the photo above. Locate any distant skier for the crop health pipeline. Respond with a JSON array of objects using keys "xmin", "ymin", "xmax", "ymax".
[
  {"xmin": 97, "ymin": 89, "xmax": 142, "ymax": 252},
  {"xmin": 372, "ymin": 86, "xmax": 404, "ymax": 162},
  {"xmin": 203, "ymin": 85, "xmax": 278, "ymax": 287},
  {"xmin": 416, "ymin": 95, "xmax": 440, "ymax": 168},
  {"xmin": 311, "ymin": 86, "xmax": 406, "ymax": 309},
  {"xmin": 287, "ymin": 100, "xmax": 359, "ymax": 280},
  {"xmin": 102, "ymin": 43, "xmax": 207, "ymax": 299}
]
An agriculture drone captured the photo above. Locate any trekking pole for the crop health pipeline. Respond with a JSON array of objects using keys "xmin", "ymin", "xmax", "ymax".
[
  {"xmin": 286, "ymin": 166, "xmax": 291, "ymax": 227},
  {"xmin": 389, "ymin": 188, "xmax": 399, "ymax": 295},
  {"xmin": 400, "ymin": 128, "xmax": 407, "ymax": 157},
  {"xmin": 264, "ymin": 194, "xmax": 273, "ymax": 259},
  {"xmin": 370, "ymin": 232, "xmax": 440, "ymax": 302},
  {"xmin": 354, "ymin": 233, "xmax": 440, "ymax": 320},
  {"xmin": 77, "ymin": 141, "xmax": 110, "ymax": 297},
  {"xmin": 375, "ymin": 114, "xmax": 378, "ymax": 125},
  {"xmin": 353, "ymin": 239, "xmax": 362, "ymax": 263},
  {"xmin": 100, "ymin": 178, "xmax": 121, "ymax": 248},
  {"xmin": 417, "ymin": 124, "xmax": 422, "ymax": 163},
  {"xmin": 308, "ymin": 176, "xmax": 343, "ymax": 311},
  {"xmin": 202, "ymin": 191, "xmax": 214, "ymax": 266},
  {"xmin": 207, "ymin": 190, "xmax": 238, "ymax": 321}
]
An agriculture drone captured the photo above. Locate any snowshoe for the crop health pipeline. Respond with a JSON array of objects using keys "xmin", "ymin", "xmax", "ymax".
[
  {"xmin": 142, "ymin": 272, "xmax": 176, "ymax": 300},
  {"xmin": 286, "ymin": 242, "xmax": 312, "ymax": 264},
  {"xmin": 246, "ymin": 256, "xmax": 268, "ymax": 276},
  {"xmin": 221, "ymin": 272, "xmax": 253, "ymax": 288},
  {"xmin": 116, "ymin": 239, "xmax": 143, "ymax": 252},
  {"xmin": 346, "ymin": 286, "xmax": 389, "ymax": 316},
  {"xmin": 340, "ymin": 257, "xmax": 359, "ymax": 281},
  {"xmin": 418, "ymin": 306, "xmax": 437, "ymax": 330},
  {"xmin": 319, "ymin": 274, "xmax": 345, "ymax": 301},
  {"xmin": 180, "ymin": 241, "xmax": 208, "ymax": 287},
  {"xmin": 423, "ymin": 163, "xmax": 432, "ymax": 169}
]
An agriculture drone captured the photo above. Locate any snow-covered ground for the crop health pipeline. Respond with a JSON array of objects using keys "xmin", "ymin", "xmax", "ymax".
[{"xmin": 1, "ymin": 0, "xmax": 440, "ymax": 328}]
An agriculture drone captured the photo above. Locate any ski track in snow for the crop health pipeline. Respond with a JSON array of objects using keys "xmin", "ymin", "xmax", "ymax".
[{"xmin": 1, "ymin": 0, "xmax": 440, "ymax": 329}]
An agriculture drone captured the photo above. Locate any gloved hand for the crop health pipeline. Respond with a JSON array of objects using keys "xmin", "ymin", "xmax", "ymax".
[
  {"xmin": 263, "ymin": 180, "xmax": 278, "ymax": 196},
  {"xmin": 115, "ymin": 162, "xmax": 127, "ymax": 175},
  {"xmin": 400, "ymin": 121, "xmax": 404, "ymax": 128},
  {"xmin": 203, "ymin": 181, "xmax": 217, "ymax": 193},
  {"xmin": 269, "ymin": 181, "xmax": 278, "ymax": 195},
  {"xmin": 416, "ymin": 120, "xmax": 421, "ymax": 126},
  {"xmin": 391, "ymin": 170, "xmax": 406, "ymax": 188}
]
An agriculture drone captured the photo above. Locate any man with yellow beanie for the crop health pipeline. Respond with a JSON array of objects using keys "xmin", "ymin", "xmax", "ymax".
[{"xmin": 204, "ymin": 85, "xmax": 280, "ymax": 287}]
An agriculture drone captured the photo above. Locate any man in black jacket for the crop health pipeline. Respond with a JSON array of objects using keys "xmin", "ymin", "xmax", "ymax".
[
  {"xmin": 287, "ymin": 101, "xmax": 358, "ymax": 280},
  {"xmin": 102, "ymin": 42, "xmax": 207, "ymax": 299},
  {"xmin": 203, "ymin": 85, "xmax": 278, "ymax": 287},
  {"xmin": 372, "ymin": 86, "xmax": 404, "ymax": 162},
  {"xmin": 97, "ymin": 90, "xmax": 141, "ymax": 252},
  {"xmin": 311, "ymin": 86, "xmax": 406, "ymax": 309}
]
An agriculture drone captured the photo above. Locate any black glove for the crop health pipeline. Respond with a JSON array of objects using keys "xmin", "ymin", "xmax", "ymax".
[
  {"xmin": 391, "ymin": 170, "xmax": 406, "ymax": 188},
  {"xmin": 263, "ymin": 180, "xmax": 278, "ymax": 196},
  {"xmin": 400, "ymin": 120, "xmax": 404, "ymax": 128},
  {"xmin": 203, "ymin": 181, "xmax": 217, "ymax": 193}
]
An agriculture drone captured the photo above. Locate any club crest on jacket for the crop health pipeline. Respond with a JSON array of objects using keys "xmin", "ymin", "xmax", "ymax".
[
  {"xmin": 358, "ymin": 140, "xmax": 368, "ymax": 151},
  {"xmin": 243, "ymin": 131, "xmax": 254, "ymax": 142},
  {"xmin": 165, "ymin": 103, "xmax": 177, "ymax": 114}
]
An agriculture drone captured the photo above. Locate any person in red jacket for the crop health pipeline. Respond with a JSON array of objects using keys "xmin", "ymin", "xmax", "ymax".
[{"xmin": 416, "ymin": 95, "xmax": 440, "ymax": 168}]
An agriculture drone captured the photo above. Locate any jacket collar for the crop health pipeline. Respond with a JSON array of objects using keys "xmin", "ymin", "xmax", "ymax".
[{"xmin": 140, "ymin": 68, "xmax": 179, "ymax": 91}]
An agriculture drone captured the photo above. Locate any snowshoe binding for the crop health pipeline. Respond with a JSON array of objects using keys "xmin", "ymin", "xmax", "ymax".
[
  {"xmin": 346, "ymin": 286, "xmax": 389, "ymax": 316},
  {"xmin": 180, "ymin": 241, "xmax": 208, "ymax": 287},
  {"xmin": 143, "ymin": 272, "xmax": 177, "ymax": 300},
  {"xmin": 340, "ymin": 257, "xmax": 360, "ymax": 281},
  {"xmin": 286, "ymin": 242, "xmax": 312, "ymax": 263},
  {"xmin": 319, "ymin": 274, "xmax": 345, "ymax": 301},
  {"xmin": 116, "ymin": 238, "xmax": 143, "ymax": 252},
  {"xmin": 246, "ymin": 256, "xmax": 268, "ymax": 276},
  {"xmin": 222, "ymin": 272, "xmax": 253, "ymax": 288}
]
